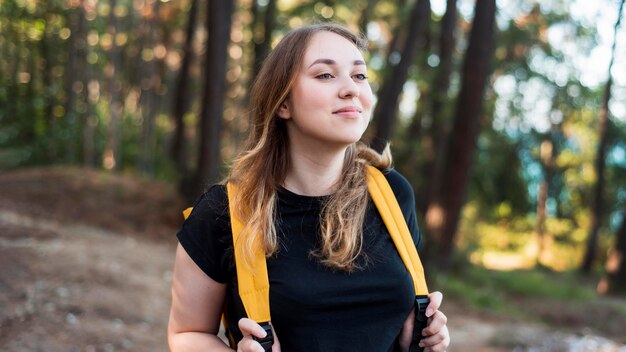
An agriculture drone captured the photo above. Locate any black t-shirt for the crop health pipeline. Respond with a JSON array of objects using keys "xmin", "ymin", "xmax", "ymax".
[{"xmin": 177, "ymin": 168, "xmax": 422, "ymax": 352}]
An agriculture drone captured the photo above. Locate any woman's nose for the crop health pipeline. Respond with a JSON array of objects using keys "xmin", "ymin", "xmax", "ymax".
[{"xmin": 338, "ymin": 76, "xmax": 359, "ymax": 99}]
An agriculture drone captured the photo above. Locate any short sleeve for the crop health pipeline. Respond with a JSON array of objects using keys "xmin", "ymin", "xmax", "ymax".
[
  {"xmin": 176, "ymin": 185, "xmax": 234, "ymax": 283},
  {"xmin": 382, "ymin": 168, "xmax": 423, "ymax": 250}
]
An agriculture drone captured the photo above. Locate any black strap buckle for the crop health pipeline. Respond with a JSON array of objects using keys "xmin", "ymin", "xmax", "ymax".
[
  {"xmin": 409, "ymin": 295, "xmax": 430, "ymax": 352},
  {"xmin": 252, "ymin": 321, "xmax": 274, "ymax": 352}
]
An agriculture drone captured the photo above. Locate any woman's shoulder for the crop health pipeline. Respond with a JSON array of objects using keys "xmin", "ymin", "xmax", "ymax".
[
  {"xmin": 179, "ymin": 184, "xmax": 231, "ymax": 243},
  {"xmin": 177, "ymin": 184, "xmax": 233, "ymax": 283},
  {"xmin": 380, "ymin": 167, "xmax": 415, "ymax": 203},
  {"xmin": 188, "ymin": 184, "xmax": 229, "ymax": 218}
]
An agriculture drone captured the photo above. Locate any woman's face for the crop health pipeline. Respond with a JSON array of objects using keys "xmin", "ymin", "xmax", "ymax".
[{"xmin": 278, "ymin": 31, "xmax": 374, "ymax": 150}]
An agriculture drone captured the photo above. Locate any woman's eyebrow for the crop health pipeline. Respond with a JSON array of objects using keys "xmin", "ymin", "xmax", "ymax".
[{"xmin": 308, "ymin": 58, "xmax": 366, "ymax": 69}]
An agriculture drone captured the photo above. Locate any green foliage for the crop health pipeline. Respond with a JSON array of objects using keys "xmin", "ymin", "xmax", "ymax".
[{"xmin": 434, "ymin": 265, "xmax": 595, "ymax": 313}]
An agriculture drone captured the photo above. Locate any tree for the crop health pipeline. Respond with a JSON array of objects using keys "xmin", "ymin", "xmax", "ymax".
[
  {"xmin": 370, "ymin": 0, "xmax": 431, "ymax": 152},
  {"xmin": 103, "ymin": 0, "xmax": 123, "ymax": 171},
  {"xmin": 581, "ymin": 0, "xmax": 624, "ymax": 273},
  {"xmin": 598, "ymin": 204, "xmax": 626, "ymax": 294},
  {"xmin": 358, "ymin": 0, "xmax": 377, "ymax": 37},
  {"xmin": 187, "ymin": 0, "xmax": 235, "ymax": 199},
  {"xmin": 170, "ymin": 0, "xmax": 198, "ymax": 175},
  {"xmin": 251, "ymin": 0, "xmax": 277, "ymax": 80},
  {"xmin": 424, "ymin": 0, "xmax": 497, "ymax": 267},
  {"xmin": 421, "ymin": 0, "xmax": 457, "ymax": 214}
]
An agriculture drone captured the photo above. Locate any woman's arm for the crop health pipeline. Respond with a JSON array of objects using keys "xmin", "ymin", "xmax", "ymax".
[{"xmin": 168, "ymin": 243, "xmax": 232, "ymax": 351}]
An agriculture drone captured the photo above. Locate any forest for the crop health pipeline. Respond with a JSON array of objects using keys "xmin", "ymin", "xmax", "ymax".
[{"xmin": 1, "ymin": 0, "xmax": 626, "ymax": 350}]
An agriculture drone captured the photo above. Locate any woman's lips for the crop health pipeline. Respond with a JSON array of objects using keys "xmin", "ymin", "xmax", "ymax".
[{"xmin": 333, "ymin": 107, "xmax": 361, "ymax": 118}]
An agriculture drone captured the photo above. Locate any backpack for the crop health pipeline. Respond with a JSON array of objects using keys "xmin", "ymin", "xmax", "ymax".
[{"xmin": 183, "ymin": 165, "xmax": 430, "ymax": 352}]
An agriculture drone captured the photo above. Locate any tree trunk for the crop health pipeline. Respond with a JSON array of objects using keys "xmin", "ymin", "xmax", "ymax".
[
  {"xmin": 137, "ymin": 0, "xmax": 161, "ymax": 176},
  {"xmin": 187, "ymin": 0, "xmax": 234, "ymax": 199},
  {"xmin": 535, "ymin": 136, "xmax": 555, "ymax": 268},
  {"xmin": 64, "ymin": 3, "xmax": 87, "ymax": 163},
  {"xmin": 371, "ymin": 0, "xmax": 431, "ymax": 152},
  {"xmin": 40, "ymin": 4, "xmax": 55, "ymax": 128},
  {"xmin": 421, "ymin": 0, "xmax": 457, "ymax": 214},
  {"xmin": 581, "ymin": 0, "xmax": 624, "ymax": 273},
  {"xmin": 424, "ymin": 0, "xmax": 496, "ymax": 268},
  {"xmin": 170, "ymin": 0, "xmax": 198, "ymax": 174},
  {"xmin": 251, "ymin": 0, "xmax": 276, "ymax": 80},
  {"xmin": 358, "ymin": 0, "xmax": 377, "ymax": 37},
  {"xmin": 598, "ymin": 204, "xmax": 626, "ymax": 295},
  {"xmin": 103, "ymin": 0, "xmax": 123, "ymax": 171}
]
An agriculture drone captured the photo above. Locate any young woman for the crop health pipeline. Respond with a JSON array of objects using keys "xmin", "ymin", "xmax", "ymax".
[{"xmin": 168, "ymin": 23, "xmax": 450, "ymax": 352}]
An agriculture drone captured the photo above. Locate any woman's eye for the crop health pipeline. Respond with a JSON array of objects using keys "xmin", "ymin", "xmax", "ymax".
[
  {"xmin": 316, "ymin": 73, "xmax": 334, "ymax": 80},
  {"xmin": 353, "ymin": 73, "xmax": 368, "ymax": 81}
]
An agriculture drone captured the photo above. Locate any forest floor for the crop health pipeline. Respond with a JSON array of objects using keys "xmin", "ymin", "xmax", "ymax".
[{"xmin": 0, "ymin": 166, "xmax": 625, "ymax": 352}]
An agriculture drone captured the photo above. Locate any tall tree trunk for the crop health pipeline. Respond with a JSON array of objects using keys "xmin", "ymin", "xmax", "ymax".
[
  {"xmin": 389, "ymin": 0, "xmax": 409, "ymax": 59},
  {"xmin": 64, "ymin": 2, "xmax": 87, "ymax": 163},
  {"xmin": 421, "ymin": 0, "xmax": 457, "ymax": 214},
  {"xmin": 187, "ymin": 0, "xmax": 234, "ymax": 199},
  {"xmin": 358, "ymin": 0, "xmax": 377, "ymax": 36},
  {"xmin": 170, "ymin": 0, "xmax": 198, "ymax": 174},
  {"xmin": 535, "ymin": 136, "xmax": 555, "ymax": 268},
  {"xmin": 424, "ymin": 0, "xmax": 496, "ymax": 268},
  {"xmin": 251, "ymin": 0, "xmax": 276, "ymax": 80},
  {"xmin": 81, "ymin": 0, "xmax": 97, "ymax": 167},
  {"xmin": 581, "ymin": 0, "xmax": 624, "ymax": 273},
  {"xmin": 371, "ymin": 0, "xmax": 430, "ymax": 152},
  {"xmin": 598, "ymin": 204, "xmax": 626, "ymax": 295},
  {"xmin": 40, "ymin": 4, "xmax": 54, "ymax": 128},
  {"xmin": 137, "ymin": 0, "xmax": 161, "ymax": 175},
  {"xmin": 103, "ymin": 0, "xmax": 123, "ymax": 171}
]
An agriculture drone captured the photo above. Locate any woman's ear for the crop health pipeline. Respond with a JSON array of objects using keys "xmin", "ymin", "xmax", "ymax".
[{"xmin": 277, "ymin": 101, "xmax": 291, "ymax": 119}]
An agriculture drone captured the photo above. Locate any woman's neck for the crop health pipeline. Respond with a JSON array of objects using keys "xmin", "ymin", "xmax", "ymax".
[{"xmin": 283, "ymin": 145, "xmax": 347, "ymax": 197}]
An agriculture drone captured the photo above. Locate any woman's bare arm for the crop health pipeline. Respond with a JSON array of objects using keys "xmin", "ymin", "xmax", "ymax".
[{"xmin": 168, "ymin": 243, "xmax": 232, "ymax": 351}]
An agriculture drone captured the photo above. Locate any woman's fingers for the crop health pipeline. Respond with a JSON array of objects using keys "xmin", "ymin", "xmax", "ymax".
[
  {"xmin": 423, "ymin": 310, "xmax": 448, "ymax": 336},
  {"xmin": 238, "ymin": 318, "xmax": 269, "ymax": 339},
  {"xmin": 421, "ymin": 291, "xmax": 450, "ymax": 351},
  {"xmin": 237, "ymin": 318, "xmax": 268, "ymax": 352},
  {"xmin": 237, "ymin": 318, "xmax": 282, "ymax": 352},
  {"xmin": 422, "ymin": 324, "xmax": 450, "ymax": 352},
  {"xmin": 425, "ymin": 291, "xmax": 443, "ymax": 317}
]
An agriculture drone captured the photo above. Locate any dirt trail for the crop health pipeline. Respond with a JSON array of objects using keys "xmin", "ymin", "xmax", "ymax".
[{"xmin": 0, "ymin": 209, "xmax": 175, "ymax": 351}]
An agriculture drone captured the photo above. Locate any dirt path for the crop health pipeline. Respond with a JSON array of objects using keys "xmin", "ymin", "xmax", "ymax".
[{"xmin": 0, "ymin": 209, "xmax": 175, "ymax": 351}]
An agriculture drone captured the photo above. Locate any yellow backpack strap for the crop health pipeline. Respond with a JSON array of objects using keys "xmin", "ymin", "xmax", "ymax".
[
  {"xmin": 226, "ymin": 182, "xmax": 272, "ymax": 323},
  {"xmin": 365, "ymin": 165, "xmax": 430, "ymax": 351},
  {"xmin": 365, "ymin": 165, "xmax": 429, "ymax": 296},
  {"xmin": 226, "ymin": 183, "xmax": 274, "ymax": 351}
]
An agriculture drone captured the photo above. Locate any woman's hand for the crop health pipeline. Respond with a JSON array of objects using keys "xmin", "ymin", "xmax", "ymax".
[
  {"xmin": 420, "ymin": 291, "xmax": 449, "ymax": 351},
  {"xmin": 398, "ymin": 291, "xmax": 450, "ymax": 352},
  {"xmin": 237, "ymin": 318, "xmax": 281, "ymax": 352}
]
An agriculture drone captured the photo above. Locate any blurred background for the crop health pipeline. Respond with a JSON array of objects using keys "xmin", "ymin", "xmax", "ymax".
[{"xmin": 1, "ymin": 0, "xmax": 625, "ymax": 351}]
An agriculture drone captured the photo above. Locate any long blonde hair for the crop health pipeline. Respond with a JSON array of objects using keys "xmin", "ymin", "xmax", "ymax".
[{"xmin": 228, "ymin": 23, "xmax": 391, "ymax": 272}]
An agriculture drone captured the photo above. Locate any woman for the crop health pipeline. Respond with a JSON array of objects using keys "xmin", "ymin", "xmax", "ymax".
[{"xmin": 168, "ymin": 23, "xmax": 450, "ymax": 352}]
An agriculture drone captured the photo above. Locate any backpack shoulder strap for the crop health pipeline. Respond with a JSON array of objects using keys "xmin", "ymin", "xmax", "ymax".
[
  {"xmin": 365, "ymin": 165, "xmax": 429, "ymax": 296},
  {"xmin": 226, "ymin": 182, "xmax": 272, "ymax": 324}
]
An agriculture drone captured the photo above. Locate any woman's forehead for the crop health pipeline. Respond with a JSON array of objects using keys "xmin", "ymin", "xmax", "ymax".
[{"xmin": 302, "ymin": 31, "xmax": 365, "ymax": 64}]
